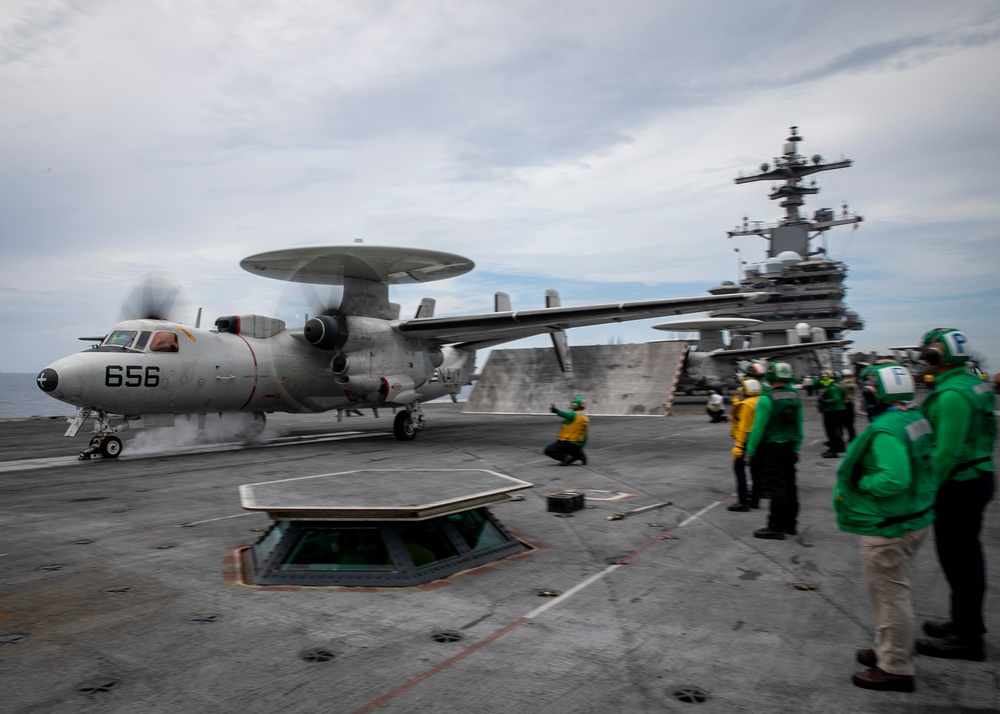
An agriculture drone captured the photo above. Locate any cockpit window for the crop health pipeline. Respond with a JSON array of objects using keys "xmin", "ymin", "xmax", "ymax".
[
  {"xmin": 105, "ymin": 330, "xmax": 138, "ymax": 348},
  {"xmin": 150, "ymin": 332, "xmax": 179, "ymax": 353},
  {"xmin": 134, "ymin": 331, "xmax": 152, "ymax": 351}
]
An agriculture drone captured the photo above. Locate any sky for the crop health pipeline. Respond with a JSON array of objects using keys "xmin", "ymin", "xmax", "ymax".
[{"xmin": 2, "ymin": 0, "xmax": 999, "ymax": 376}]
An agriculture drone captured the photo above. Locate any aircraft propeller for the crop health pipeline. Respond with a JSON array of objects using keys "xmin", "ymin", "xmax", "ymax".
[
  {"xmin": 298, "ymin": 282, "xmax": 345, "ymax": 321},
  {"xmin": 116, "ymin": 271, "xmax": 192, "ymax": 323}
]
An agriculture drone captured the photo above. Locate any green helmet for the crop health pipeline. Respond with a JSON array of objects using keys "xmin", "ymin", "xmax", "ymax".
[
  {"xmin": 860, "ymin": 362, "xmax": 915, "ymax": 404},
  {"xmin": 920, "ymin": 327, "xmax": 971, "ymax": 365},
  {"xmin": 571, "ymin": 396, "xmax": 586, "ymax": 408},
  {"xmin": 767, "ymin": 361, "xmax": 794, "ymax": 382}
]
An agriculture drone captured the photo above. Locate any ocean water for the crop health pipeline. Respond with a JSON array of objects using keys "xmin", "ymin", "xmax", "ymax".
[{"xmin": 0, "ymin": 373, "xmax": 78, "ymax": 419}]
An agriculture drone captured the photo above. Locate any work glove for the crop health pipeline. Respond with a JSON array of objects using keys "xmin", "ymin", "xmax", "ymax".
[
  {"xmin": 731, "ymin": 445, "xmax": 744, "ymax": 460},
  {"xmin": 549, "ymin": 403, "xmax": 558, "ymax": 414}
]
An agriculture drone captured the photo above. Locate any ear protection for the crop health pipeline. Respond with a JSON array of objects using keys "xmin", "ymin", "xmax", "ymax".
[
  {"xmin": 921, "ymin": 343, "xmax": 943, "ymax": 366},
  {"xmin": 861, "ymin": 363, "xmax": 916, "ymax": 406}
]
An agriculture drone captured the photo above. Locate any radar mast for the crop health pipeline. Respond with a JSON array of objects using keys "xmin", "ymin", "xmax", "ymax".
[{"xmin": 728, "ymin": 126, "xmax": 862, "ymax": 258}]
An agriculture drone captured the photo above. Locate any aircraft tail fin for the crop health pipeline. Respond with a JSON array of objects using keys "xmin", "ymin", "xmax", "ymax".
[
  {"xmin": 545, "ymin": 289, "xmax": 573, "ymax": 373},
  {"xmin": 415, "ymin": 298, "xmax": 436, "ymax": 318},
  {"xmin": 494, "ymin": 291, "xmax": 511, "ymax": 312}
]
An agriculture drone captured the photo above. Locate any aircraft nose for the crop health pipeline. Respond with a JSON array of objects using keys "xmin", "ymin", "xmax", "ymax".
[
  {"xmin": 37, "ymin": 358, "xmax": 87, "ymax": 404},
  {"xmin": 37, "ymin": 368, "xmax": 59, "ymax": 393}
]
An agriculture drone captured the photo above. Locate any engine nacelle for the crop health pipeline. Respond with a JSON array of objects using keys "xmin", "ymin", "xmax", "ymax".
[
  {"xmin": 427, "ymin": 346, "xmax": 444, "ymax": 368},
  {"xmin": 216, "ymin": 314, "xmax": 286, "ymax": 338},
  {"xmin": 304, "ymin": 314, "xmax": 348, "ymax": 351},
  {"xmin": 331, "ymin": 352, "xmax": 381, "ymax": 393},
  {"xmin": 323, "ymin": 316, "xmax": 437, "ymax": 401},
  {"xmin": 380, "ymin": 375, "xmax": 418, "ymax": 405}
]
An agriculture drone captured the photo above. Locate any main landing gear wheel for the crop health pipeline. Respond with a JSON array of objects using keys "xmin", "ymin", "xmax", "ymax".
[
  {"xmin": 99, "ymin": 435, "xmax": 123, "ymax": 459},
  {"xmin": 393, "ymin": 411, "xmax": 417, "ymax": 441}
]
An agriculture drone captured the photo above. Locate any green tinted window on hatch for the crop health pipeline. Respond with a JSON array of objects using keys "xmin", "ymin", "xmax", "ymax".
[
  {"xmin": 396, "ymin": 521, "xmax": 458, "ymax": 568},
  {"xmin": 279, "ymin": 528, "xmax": 393, "ymax": 572},
  {"xmin": 446, "ymin": 509, "xmax": 506, "ymax": 552}
]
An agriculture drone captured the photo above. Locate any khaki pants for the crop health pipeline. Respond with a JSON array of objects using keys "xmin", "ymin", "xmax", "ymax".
[{"xmin": 859, "ymin": 528, "xmax": 928, "ymax": 675}]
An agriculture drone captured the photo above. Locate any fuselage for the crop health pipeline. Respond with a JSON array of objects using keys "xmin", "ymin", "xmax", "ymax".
[
  {"xmin": 677, "ymin": 351, "xmax": 736, "ymax": 393},
  {"xmin": 37, "ymin": 318, "xmax": 473, "ymax": 417}
]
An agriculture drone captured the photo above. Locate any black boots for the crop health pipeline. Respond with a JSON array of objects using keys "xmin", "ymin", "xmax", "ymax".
[{"xmin": 916, "ymin": 635, "xmax": 985, "ymax": 661}]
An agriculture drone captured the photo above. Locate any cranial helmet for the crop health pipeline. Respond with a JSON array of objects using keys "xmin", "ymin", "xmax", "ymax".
[
  {"xmin": 921, "ymin": 328, "xmax": 972, "ymax": 366},
  {"xmin": 860, "ymin": 362, "xmax": 915, "ymax": 405},
  {"xmin": 741, "ymin": 378, "xmax": 763, "ymax": 396},
  {"xmin": 571, "ymin": 396, "xmax": 586, "ymax": 408},
  {"xmin": 746, "ymin": 362, "xmax": 768, "ymax": 378},
  {"xmin": 767, "ymin": 361, "xmax": 794, "ymax": 382}
]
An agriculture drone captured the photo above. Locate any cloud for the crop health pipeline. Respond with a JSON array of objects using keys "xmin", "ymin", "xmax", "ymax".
[{"xmin": 1, "ymin": 0, "xmax": 999, "ymax": 377}]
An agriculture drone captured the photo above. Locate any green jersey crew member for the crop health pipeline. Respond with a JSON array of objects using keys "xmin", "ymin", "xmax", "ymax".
[
  {"xmin": 818, "ymin": 369, "xmax": 847, "ymax": 457},
  {"xmin": 747, "ymin": 361, "xmax": 804, "ymax": 540},
  {"xmin": 833, "ymin": 363, "xmax": 936, "ymax": 692},
  {"xmin": 915, "ymin": 328, "xmax": 996, "ymax": 662},
  {"xmin": 545, "ymin": 396, "xmax": 589, "ymax": 466}
]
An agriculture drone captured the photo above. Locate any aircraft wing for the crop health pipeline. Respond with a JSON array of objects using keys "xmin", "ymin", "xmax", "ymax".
[
  {"xmin": 706, "ymin": 339, "xmax": 853, "ymax": 362},
  {"xmin": 395, "ymin": 292, "xmax": 767, "ymax": 348}
]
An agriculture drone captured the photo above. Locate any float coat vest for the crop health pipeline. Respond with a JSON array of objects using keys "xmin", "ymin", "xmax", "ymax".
[
  {"xmin": 557, "ymin": 411, "xmax": 589, "ymax": 445},
  {"xmin": 833, "ymin": 409, "xmax": 936, "ymax": 538},
  {"xmin": 818, "ymin": 383, "xmax": 846, "ymax": 413},
  {"xmin": 920, "ymin": 369, "xmax": 996, "ymax": 484},
  {"xmin": 746, "ymin": 386, "xmax": 803, "ymax": 456}
]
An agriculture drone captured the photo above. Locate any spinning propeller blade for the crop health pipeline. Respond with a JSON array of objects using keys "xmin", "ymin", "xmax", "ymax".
[
  {"xmin": 300, "ymin": 282, "xmax": 344, "ymax": 318},
  {"xmin": 117, "ymin": 271, "xmax": 191, "ymax": 323}
]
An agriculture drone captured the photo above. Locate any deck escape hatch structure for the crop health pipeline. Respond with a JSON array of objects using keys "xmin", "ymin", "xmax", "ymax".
[{"xmin": 238, "ymin": 469, "xmax": 532, "ymax": 587}]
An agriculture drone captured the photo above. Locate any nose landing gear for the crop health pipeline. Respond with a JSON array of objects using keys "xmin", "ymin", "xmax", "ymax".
[
  {"xmin": 71, "ymin": 410, "xmax": 127, "ymax": 460},
  {"xmin": 80, "ymin": 434, "xmax": 124, "ymax": 460}
]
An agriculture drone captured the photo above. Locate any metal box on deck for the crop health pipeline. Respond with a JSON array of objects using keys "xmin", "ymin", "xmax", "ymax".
[{"xmin": 547, "ymin": 492, "xmax": 584, "ymax": 513}]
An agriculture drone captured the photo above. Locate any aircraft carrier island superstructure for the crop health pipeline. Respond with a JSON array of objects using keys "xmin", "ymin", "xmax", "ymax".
[{"xmin": 708, "ymin": 127, "xmax": 864, "ymax": 357}]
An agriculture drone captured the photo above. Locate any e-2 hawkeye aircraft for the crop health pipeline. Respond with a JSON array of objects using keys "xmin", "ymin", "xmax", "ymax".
[
  {"xmin": 37, "ymin": 244, "xmax": 764, "ymax": 459},
  {"xmin": 652, "ymin": 317, "xmax": 852, "ymax": 393}
]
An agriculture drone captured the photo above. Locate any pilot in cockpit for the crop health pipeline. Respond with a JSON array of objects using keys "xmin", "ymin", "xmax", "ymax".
[{"xmin": 150, "ymin": 332, "xmax": 179, "ymax": 352}]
